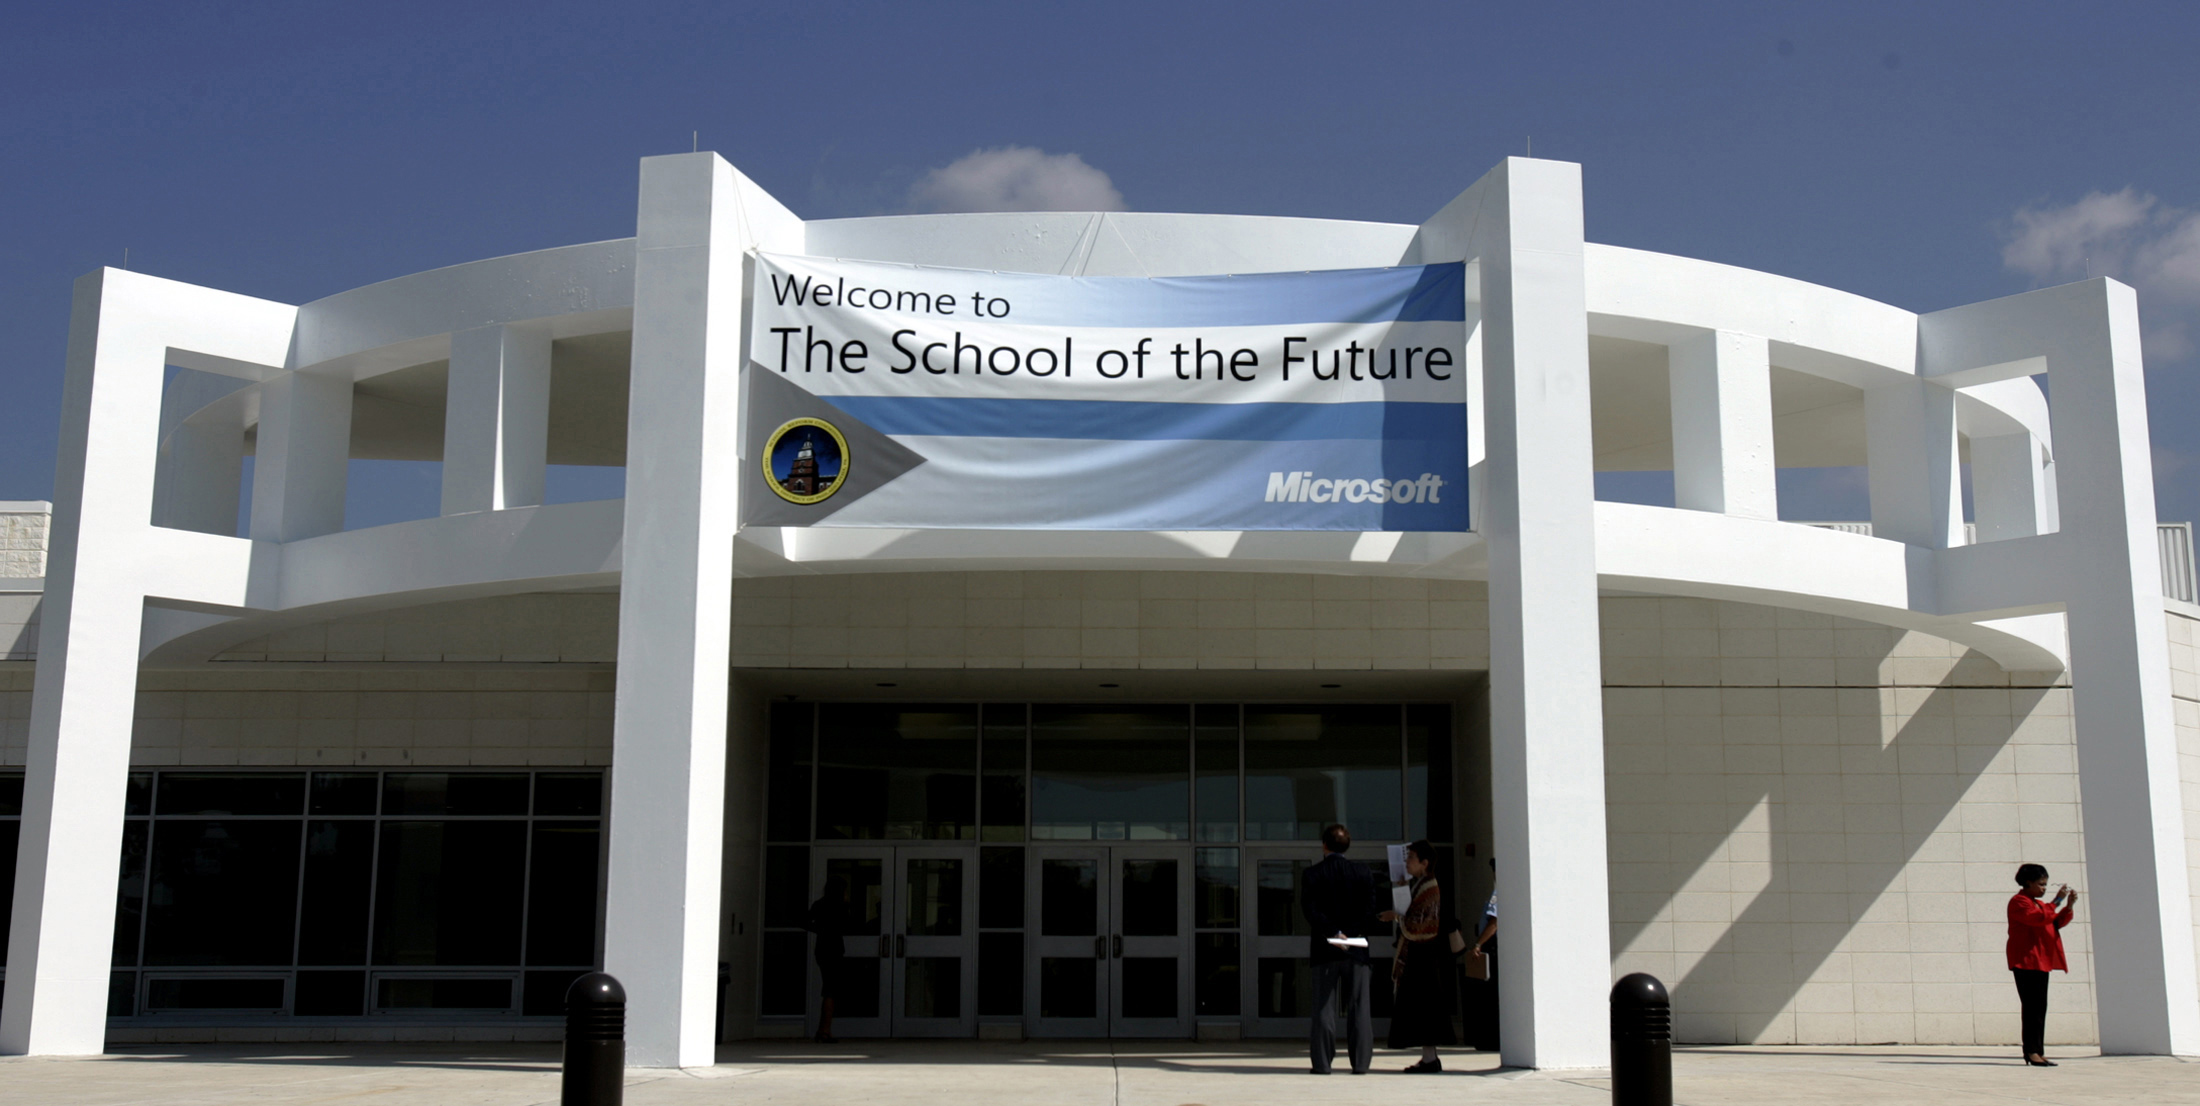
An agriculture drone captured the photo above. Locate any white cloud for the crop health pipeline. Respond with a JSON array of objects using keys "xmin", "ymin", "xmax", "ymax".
[
  {"xmin": 2003, "ymin": 188, "xmax": 2200, "ymax": 359},
  {"xmin": 908, "ymin": 146, "xmax": 1126, "ymax": 214}
]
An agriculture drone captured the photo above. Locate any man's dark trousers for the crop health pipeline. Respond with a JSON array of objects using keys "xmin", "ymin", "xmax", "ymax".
[{"xmin": 1310, "ymin": 958, "xmax": 1372, "ymax": 1074}]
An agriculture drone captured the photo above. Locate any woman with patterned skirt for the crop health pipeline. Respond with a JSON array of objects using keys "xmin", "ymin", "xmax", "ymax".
[{"xmin": 1381, "ymin": 839, "xmax": 1457, "ymax": 1072}]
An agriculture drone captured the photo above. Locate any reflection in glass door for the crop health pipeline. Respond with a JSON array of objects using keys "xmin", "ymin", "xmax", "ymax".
[
  {"xmin": 1111, "ymin": 850, "xmax": 1190, "ymax": 1037},
  {"xmin": 811, "ymin": 846, "xmax": 975, "ymax": 1038},
  {"xmin": 1030, "ymin": 848, "xmax": 1107, "ymax": 1036}
]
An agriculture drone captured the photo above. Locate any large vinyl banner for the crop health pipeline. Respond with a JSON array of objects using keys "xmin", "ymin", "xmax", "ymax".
[{"xmin": 742, "ymin": 253, "xmax": 1469, "ymax": 531}]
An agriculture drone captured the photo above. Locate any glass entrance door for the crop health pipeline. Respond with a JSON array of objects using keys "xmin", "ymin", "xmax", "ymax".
[
  {"xmin": 1028, "ymin": 845, "xmax": 1192, "ymax": 1038},
  {"xmin": 1030, "ymin": 847, "xmax": 1106, "ymax": 1036},
  {"xmin": 812, "ymin": 846, "xmax": 976, "ymax": 1038}
]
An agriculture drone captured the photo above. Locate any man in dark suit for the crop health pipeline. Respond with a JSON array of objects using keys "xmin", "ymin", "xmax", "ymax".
[{"xmin": 1303, "ymin": 822, "xmax": 1381, "ymax": 1074}]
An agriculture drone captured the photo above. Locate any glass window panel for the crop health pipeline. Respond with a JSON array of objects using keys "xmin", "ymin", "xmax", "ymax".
[
  {"xmin": 381, "ymin": 773, "xmax": 529, "ymax": 816},
  {"xmin": 1039, "ymin": 957, "xmax": 1096, "ymax": 1018},
  {"xmin": 108, "ymin": 971, "xmax": 136, "ymax": 1017},
  {"xmin": 836, "ymin": 957, "xmax": 881, "ymax": 1019},
  {"xmin": 0, "ymin": 771, "xmax": 23, "ymax": 815},
  {"xmin": 814, "ymin": 705, "xmax": 976, "ymax": 840},
  {"xmin": 1195, "ymin": 933, "xmax": 1239, "ymax": 1016},
  {"xmin": 112, "ymin": 821, "xmax": 146, "ymax": 966},
  {"xmin": 757, "ymin": 931, "xmax": 808, "ymax": 1016},
  {"xmin": 1257, "ymin": 957, "xmax": 1310, "ymax": 1018},
  {"xmin": 1119, "ymin": 859, "xmax": 1177, "ymax": 937},
  {"xmin": 124, "ymin": 772, "xmax": 152, "ymax": 816},
  {"xmin": 1040, "ymin": 859, "xmax": 1099, "ymax": 937},
  {"xmin": 978, "ymin": 931, "xmax": 1023, "ymax": 1016},
  {"xmin": 298, "ymin": 820, "xmax": 375, "ymax": 965},
  {"xmin": 763, "ymin": 846, "xmax": 810, "ymax": 929},
  {"xmin": 980, "ymin": 707, "xmax": 1027, "ymax": 842},
  {"xmin": 765, "ymin": 703, "xmax": 813, "ymax": 841},
  {"xmin": 0, "ymin": 820, "xmax": 15, "ymax": 958},
  {"xmin": 144, "ymin": 821, "xmax": 301, "ymax": 966},
  {"xmin": 903, "ymin": 957, "xmax": 961, "ymax": 1018},
  {"xmin": 1030, "ymin": 705, "xmax": 1188, "ymax": 841},
  {"xmin": 145, "ymin": 977, "xmax": 286, "ymax": 1012},
  {"xmin": 309, "ymin": 773, "xmax": 379, "ymax": 816},
  {"xmin": 1120, "ymin": 957, "xmax": 1177, "ymax": 1018},
  {"xmin": 1193, "ymin": 705, "xmax": 1239, "ymax": 843},
  {"xmin": 533, "ymin": 773, "xmax": 604, "ymax": 817},
  {"xmin": 824, "ymin": 857, "xmax": 884, "ymax": 936},
  {"xmin": 372, "ymin": 821, "xmax": 527, "ymax": 965},
  {"xmin": 978, "ymin": 846, "xmax": 1024, "ymax": 929},
  {"xmin": 526, "ymin": 821, "xmax": 602, "ymax": 965},
  {"xmin": 904, "ymin": 858, "xmax": 963, "ymax": 937},
  {"xmin": 1243, "ymin": 706, "xmax": 1402, "ymax": 841},
  {"xmin": 1194, "ymin": 848, "xmax": 1239, "ymax": 929},
  {"xmin": 1256, "ymin": 859, "xmax": 1313, "ymax": 937},
  {"xmin": 523, "ymin": 969, "xmax": 590, "ymax": 1016},
  {"xmin": 295, "ymin": 970, "xmax": 367, "ymax": 1016},
  {"xmin": 155, "ymin": 773, "xmax": 305, "ymax": 816},
  {"xmin": 1406, "ymin": 705, "xmax": 1453, "ymax": 843},
  {"xmin": 375, "ymin": 977, "xmax": 513, "ymax": 1011}
]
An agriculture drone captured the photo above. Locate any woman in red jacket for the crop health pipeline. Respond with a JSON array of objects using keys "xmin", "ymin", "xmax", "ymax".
[{"xmin": 2006, "ymin": 862, "xmax": 2077, "ymax": 1067}]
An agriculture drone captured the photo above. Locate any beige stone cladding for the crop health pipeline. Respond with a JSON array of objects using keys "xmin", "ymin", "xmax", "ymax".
[
  {"xmin": 1604, "ymin": 596, "xmax": 2089, "ymax": 1048},
  {"xmin": 0, "ymin": 508, "xmax": 47, "ymax": 578}
]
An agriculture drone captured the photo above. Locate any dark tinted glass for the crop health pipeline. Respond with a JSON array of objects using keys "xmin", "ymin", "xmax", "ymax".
[
  {"xmin": 1406, "ymin": 705, "xmax": 1453, "ymax": 842},
  {"xmin": 980, "ymin": 706, "xmax": 1026, "ymax": 842},
  {"xmin": 765, "ymin": 703, "xmax": 813, "ymax": 841},
  {"xmin": 108, "ymin": 971, "xmax": 136, "ymax": 1016},
  {"xmin": 763, "ymin": 845, "xmax": 810, "ymax": 929},
  {"xmin": 1257, "ymin": 957, "xmax": 1309, "ymax": 1017},
  {"xmin": 382, "ymin": 773, "xmax": 529, "ymax": 816},
  {"xmin": 1030, "ymin": 705, "xmax": 1188, "ymax": 841},
  {"xmin": 904, "ymin": 956, "xmax": 960, "ymax": 1018},
  {"xmin": 1256, "ymin": 859, "xmax": 1312, "ymax": 936},
  {"xmin": 534, "ymin": 773, "xmax": 603, "ymax": 816},
  {"xmin": 526, "ymin": 822, "xmax": 602, "ymax": 965},
  {"xmin": 125, "ymin": 772, "xmax": 152, "ymax": 816},
  {"xmin": 823, "ymin": 857, "xmax": 884, "ymax": 936},
  {"xmin": 1194, "ymin": 848, "xmax": 1239, "ymax": 929},
  {"xmin": 815, "ymin": 705, "xmax": 976, "ymax": 840},
  {"xmin": 144, "ymin": 821, "xmax": 302, "ymax": 966},
  {"xmin": 0, "ymin": 821, "xmax": 15, "ymax": 956},
  {"xmin": 1193, "ymin": 705, "xmax": 1239, "ymax": 842},
  {"xmin": 1121, "ymin": 957, "xmax": 1176, "ymax": 1018},
  {"xmin": 0, "ymin": 772, "xmax": 22, "ymax": 815},
  {"xmin": 1120, "ymin": 859, "xmax": 1177, "ymax": 937},
  {"xmin": 1039, "ymin": 957, "xmax": 1096, "ymax": 1018},
  {"xmin": 298, "ymin": 821, "xmax": 374, "ymax": 964},
  {"xmin": 112, "ymin": 821, "xmax": 146, "ymax": 965},
  {"xmin": 145, "ymin": 977, "xmax": 285, "ymax": 1011},
  {"xmin": 1244, "ymin": 706, "xmax": 1401, "ymax": 841},
  {"xmin": 524, "ymin": 970, "xmax": 592, "ymax": 1016},
  {"xmin": 1195, "ymin": 933, "xmax": 1239, "ymax": 1015},
  {"xmin": 376, "ymin": 977, "xmax": 512, "ymax": 1011},
  {"xmin": 977, "ymin": 931, "xmax": 1023, "ymax": 1016},
  {"xmin": 294, "ymin": 970, "xmax": 366, "ymax": 1016},
  {"xmin": 155, "ymin": 773, "xmax": 305, "ymax": 816},
  {"xmin": 758, "ymin": 932, "xmax": 807, "ymax": 1016},
  {"xmin": 1040, "ymin": 859, "xmax": 1098, "ymax": 937},
  {"xmin": 904, "ymin": 858, "xmax": 963, "ymax": 937},
  {"xmin": 978, "ymin": 846, "xmax": 1023, "ymax": 929},
  {"xmin": 373, "ymin": 820, "xmax": 526, "ymax": 965},
  {"xmin": 309, "ymin": 773, "xmax": 379, "ymax": 815}
]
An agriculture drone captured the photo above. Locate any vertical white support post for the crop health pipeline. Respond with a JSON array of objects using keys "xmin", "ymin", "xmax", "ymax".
[
  {"xmin": 1668, "ymin": 329, "xmax": 1778, "ymax": 518},
  {"xmin": 1426, "ymin": 158, "xmax": 1610, "ymax": 1069},
  {"xmin": 603, "ymin": 153, "xmax": 751, "ymax": 1068},
  {"xmin": 249, "ymin": 370, "xmax": 351, "ymax": 542},
  {"xmin": 2047, "ymin": 280, "xmax": 2200, "ymax": 1055},
  {"xmin": 1970, "ymin": 431, "xmax": 2050, "ymax": 543},
  {"xmin": 1865, "ymin": 379, "xmax": 1965, "ymax": 547},
  {"xmin": 442, "ymin": 324, "xmax": 552, "ymax": 515}
]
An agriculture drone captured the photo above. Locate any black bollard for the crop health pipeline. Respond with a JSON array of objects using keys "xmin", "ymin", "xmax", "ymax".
[
  {"xmin": 1610, "ymin": 972, "xmax": 1671, "ymax": 1106},
  {"xmin": 563, "ymin": 972, "xmax": 626, "ymax": 1106}
]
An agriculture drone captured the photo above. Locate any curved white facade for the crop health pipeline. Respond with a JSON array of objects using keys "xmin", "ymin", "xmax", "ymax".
[{"xmin": 3, "ymin": 155, "xmax": 2197, "ymax": 1067}]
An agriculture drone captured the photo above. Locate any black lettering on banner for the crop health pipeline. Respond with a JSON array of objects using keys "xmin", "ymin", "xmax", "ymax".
[
  {"xmin": 840, "ymin": 339, "xmax": 868, "ymax": 372},
  {"xmin": 1096, "ymin": 349, "xmax": 1130, "ymax": 378},
  {"xmin": 923, "ymin": 341, "xmax": 949, "ymax": 374},
  {"xmin": 1230, "ymin": 348, "xmax": 1258, "ymax": 381},
  {"xmin": 770, "ymin": 273, "xmax": 813, "ymax": 305},
  {"xmin": 1282, "ymin": 336, "xmax": 1306, "ymax": 380},
  {"xmin": 1172, "ymin": 343, "xmax": 1190, "ymax": 380},
  {"xmin": 890, "ymin": 330, "xmax": 918, "ymax": 373},
  {"xmin": 1375, "ymin": 348, "xmax": 1399, "ymax": 380},
  {"xmin": 954, "ymin": 333, "xmax": 982, "ymax": 374},
  {"xmin": 988, "ymin": 346, "xmax": 1019, "ymax": 375},
  {"xmin": 806, "ymin": 327, "xmax": 835, "ymax": 371},
  {"xmin": 812, "ymin": 282, "xmax": 834, "ymax": 307},
  {"xmin": 1193, "ymin": 339, "xmax": 1224, "ymax": 380},
  {"xmin": 1424, "ymin": 347, "xmax": 1455, "ymax": 380},
  {"xmin": 771, "ymin": 327, "xmax": 801, "ymax": 371}
]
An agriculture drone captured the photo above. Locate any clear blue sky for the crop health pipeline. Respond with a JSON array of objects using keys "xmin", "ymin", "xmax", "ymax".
[{"xmin": 6, "ymin": 2, "xmax": 2198, "ymax": 525}]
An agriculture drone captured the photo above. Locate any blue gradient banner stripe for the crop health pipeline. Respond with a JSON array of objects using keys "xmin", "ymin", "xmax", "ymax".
[{"xmin": 822, "ymin": 396, "xmax": 1464, "ymax": 442}]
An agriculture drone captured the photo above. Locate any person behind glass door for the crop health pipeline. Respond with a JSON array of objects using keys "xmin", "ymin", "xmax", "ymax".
[
  {"xmin": 2006, "ymin": 862, "xmax": 2077, "ymax": 1067},
  {"xmin": 1304, "ymin": 823, "xmax": 1383, "ymax": 1075},
  {"xmin": 1378, "ymin": 839, "xmax": 1457, "ymax": 1072},
  {"xmin": 806, "ymin": 876, "xmax": 850, "ymax": 1044}
]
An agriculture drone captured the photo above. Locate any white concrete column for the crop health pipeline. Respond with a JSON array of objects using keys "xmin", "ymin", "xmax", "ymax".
[
  {"xmin": 1421, "ymin": 158, "xmax": 1611, "ymax": 1069},
  {"xmin": 604, "ymin": 153, "xmax": 798, "ymax": 1068},
  {"xmin": 1970, "ymin": 431, "xmax": 2051, "ymax": 543},
  {"xmin": 2044, "ymin": 281, "xmax": 2200, "ymax": 1055},
  {"xmin": 248, "ymin": 370, "xmax": 351, "ymax": 542},
  {"xmin": 1865, "ymin": 378, "xmax": 1964, "ymax": 547},
  {"xmin": 442, "ymin": 324, "xmax": 552, "ymax": 515},
  {"xmin": 3, "ymin": 271, "xmax": 292, "ymax": 1055},
  {"xmin": 1668, "ymin": 329, "xmax": 1777, "ymax": 518}
]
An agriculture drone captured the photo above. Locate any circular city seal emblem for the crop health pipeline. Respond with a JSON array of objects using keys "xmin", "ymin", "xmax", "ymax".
[{"xmin": 762, "ymin": 417, "xmax": 850, "ymax": 505}]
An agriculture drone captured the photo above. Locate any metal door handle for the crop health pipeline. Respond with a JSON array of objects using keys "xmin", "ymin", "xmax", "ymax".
[
  {"xmin": 1094, "ymin": 936, "xmax": 1106, "ymax": 958},
  {"xmin": 1112, "ymin": 935, "xmax": 1122, "ymax": 959},
  {"xmin": 896, "ymin": 935, "xmax": 907, "ymax": 958},
  {"xmin": 878, "ymin": 935, "xmax": 890, "ymax": 957}
]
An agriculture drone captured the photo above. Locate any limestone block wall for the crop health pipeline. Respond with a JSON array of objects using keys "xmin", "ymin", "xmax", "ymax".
[
  {"xmin": 1602, "ymin": 596, "xmax": 2091, "ymax": 1047},
  {"xmin": 0, "ymin": 504, "xmax": 48, "ymax": 579}
]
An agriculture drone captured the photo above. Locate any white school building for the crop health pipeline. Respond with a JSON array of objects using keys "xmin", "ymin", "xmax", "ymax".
[{"xmin": 2, "ymin": 154, "xmax": 2198, "ymax": 1070}]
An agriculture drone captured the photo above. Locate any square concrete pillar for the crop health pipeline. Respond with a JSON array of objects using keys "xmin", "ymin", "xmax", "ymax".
[{"xmin": 1668, "ymin": 329, "xmax": 1777, "ymax": 519}]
